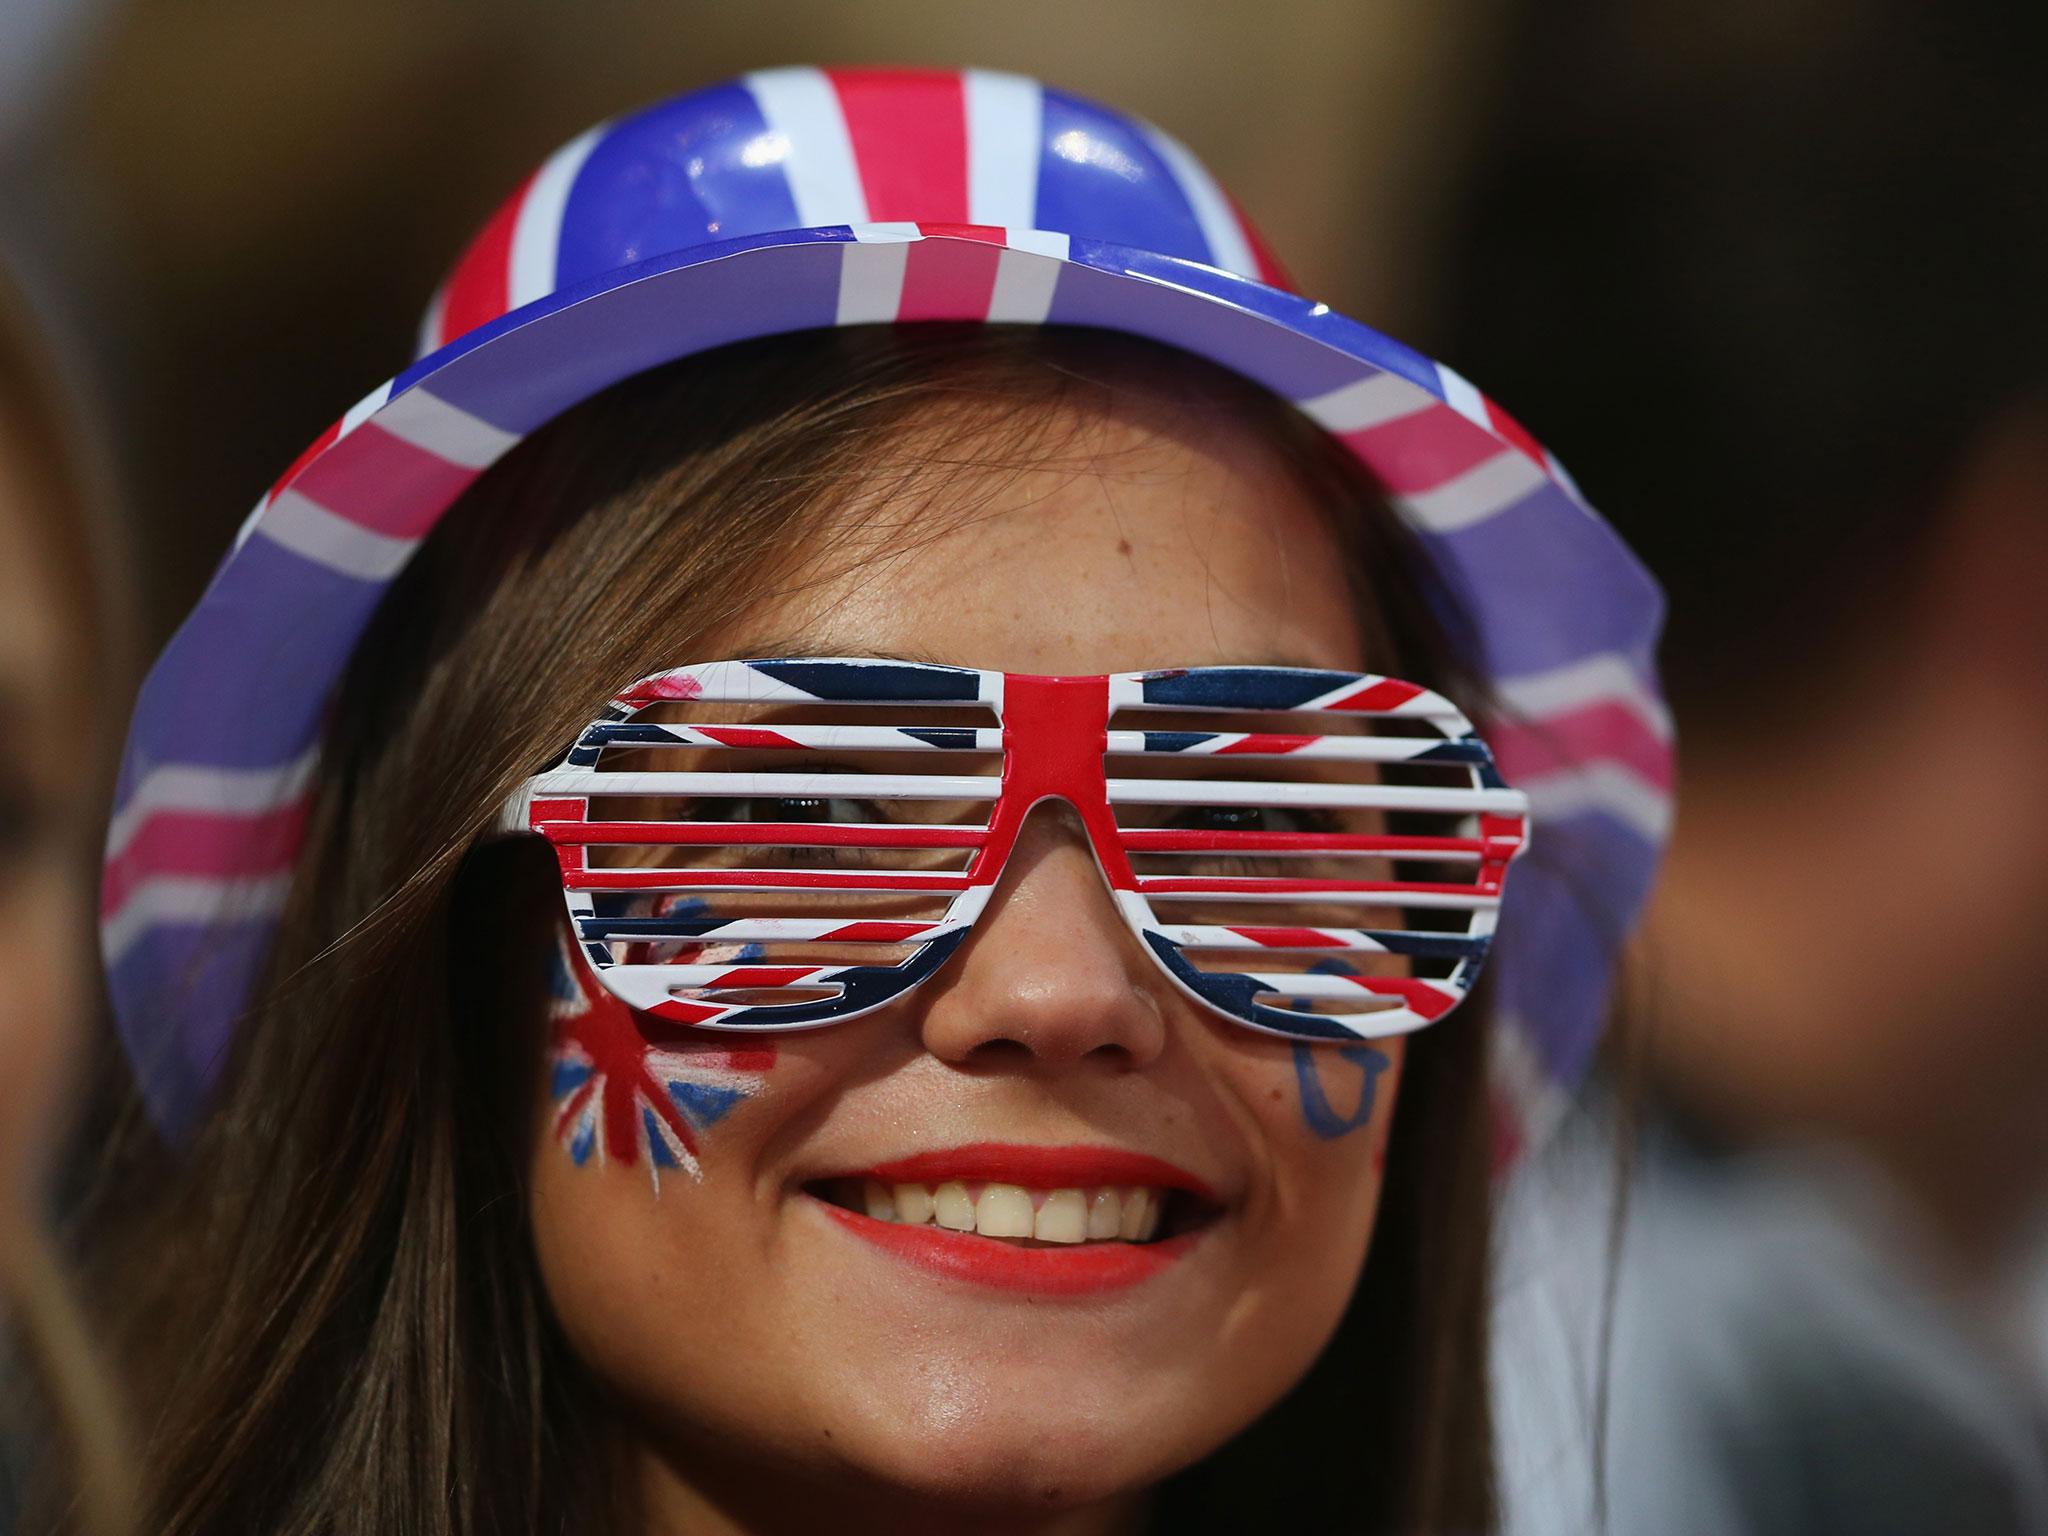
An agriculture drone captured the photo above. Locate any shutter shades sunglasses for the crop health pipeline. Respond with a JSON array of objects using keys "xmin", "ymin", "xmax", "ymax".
[{"xmin": 499, "ymin": 660, "xmax": 1530, "ymax": 1044}]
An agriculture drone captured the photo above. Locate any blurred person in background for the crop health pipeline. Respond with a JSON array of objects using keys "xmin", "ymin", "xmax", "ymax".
[
  {"xmin": 1435, "ymin": 2, "xmax": 2048, "ymax": 1532},
  {"xmin": 0, "ymin": 262, "xmax": 133, "ymax": 1532}
]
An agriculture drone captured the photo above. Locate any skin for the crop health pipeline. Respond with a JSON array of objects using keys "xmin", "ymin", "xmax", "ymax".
[
  {"xmin": 525, "ymin": 385, "xmax": 1407, "ymax": 1536},
  {"xmin": 0, "ymin": 418, "xmax": 91, "ymax": 1210}
]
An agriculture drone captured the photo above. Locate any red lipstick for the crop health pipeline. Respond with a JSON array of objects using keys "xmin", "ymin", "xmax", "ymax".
[{"xmin": 817, "ymin": 1205, "xmax": 1199, "ymax": 1294}]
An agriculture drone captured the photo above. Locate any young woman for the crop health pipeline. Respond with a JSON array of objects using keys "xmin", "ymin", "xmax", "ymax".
[{"xmin": 87, "ymin": 69, "xmax": 1669, "ymax": 1534}]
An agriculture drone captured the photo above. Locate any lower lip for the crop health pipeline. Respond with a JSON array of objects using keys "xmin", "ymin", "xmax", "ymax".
[{"xmin": 816, "ymin": 1201, "xmax": 1201, "ymax": 1295}]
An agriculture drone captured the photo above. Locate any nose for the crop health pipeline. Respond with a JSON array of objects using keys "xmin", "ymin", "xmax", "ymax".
[{"xmin": 918, "ymin": 800, "xmax": 1169, "ymax": 1071}]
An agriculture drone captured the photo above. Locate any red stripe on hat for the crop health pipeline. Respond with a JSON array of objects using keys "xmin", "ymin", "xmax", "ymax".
[
  {"xmin": 828, "ymin": 69, "xmax": 969, "ymax": 223},
  {"xmin": 437, "ymin": 171, "xmax": 535, "ymax": 346},
  {"xmin": 1490, "ymin": 701, "xmax": 1676, "ymax": 793},
  {"xmin": 98, "ymin": 800, "xmax": 310, "ymax": 921},
  {"xmin": 897, "ymin": 236, "xmax": 1003, "ymax": 322},
  {"xmin": 1345, "ymin": 401, "xmax": 1501, "ymax": 495},
  {"xmin": 286, "ymin": 422, "xmax": 484, "ymax": 538},
  {"xmin": 915, "ymin": 222, "xmax": 1006, "ymax": 244},
  {"xmin": 1224, "ymin": 189, "xmax": 1296, "ymax": 290},
  {"xmin": 1483, "ymin": 395, "xmax": 1548, "ymax": 468},
  {"xmin": 270, "ymin": 417, "xmax": 342, "ymax": 501}
]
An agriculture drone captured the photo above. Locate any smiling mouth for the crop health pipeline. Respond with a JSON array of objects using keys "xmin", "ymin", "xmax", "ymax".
[{"xmin": 806, "ymin": 1177, "xmax": 1220, "ymax": 1246}]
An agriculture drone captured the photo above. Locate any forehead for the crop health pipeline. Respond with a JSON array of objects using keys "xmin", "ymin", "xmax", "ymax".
[{"xmin": 716, "ymin": 386, "xmax": 1370, "ymax": 676}]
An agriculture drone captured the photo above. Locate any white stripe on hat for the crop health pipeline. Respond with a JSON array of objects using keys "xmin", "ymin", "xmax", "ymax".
[
  {"xmin": 1495, "ymin": 652, "xmax": 1675, "ymax": 743},
  {"xmin": 1400, "ymin": 450, "xmax": 1549, "ymax": 534},
  {"xmin": 965, "ymin": 70, "xmax": 1042, "ymax": 228},
  {"xmin": 1137, "ymin": 122, "xmax": 1258, "ymax": 279},
  {"xmin": 258, "ymin": 488, "xmax": 419, "ymax": 582},
  {"xmin": 231, "ymin": 490, "xmax": 273, "ymax": 555},
  {"xmin": 1297, "ymin": 370, "xmax": 1435, "ymax": 435},
  {"xmin": 106, "ymin": 749, "xmax": 319, "ymax": 863},
  {"xmin": 1518, "ymin": 760, "xmax": 1673, "ymax": 843},
  {"xmin": 338, "ymin": 381, "xmax": 394, "ymax": 439},
  {"xmin": 746, "ymin": 68, "xmax": 870, "ymax": 228},
  {"xmin": 374, "ymin": 385, "xmax": 521, "ymax": 471},
  {"xmin": 987, "ymin": 238, "xmax": 1065, "ymax": 323},
  {"xmin": 509, "ymin": 124, "xmax": 605, "ymax": 310},
  {"xmin": 101, "ymin": 873, "xmax": 295, "ymax": 964},
  {"xmin": 1436, "ymin": 362, "xmax": 1490, "ymax": 428},
  {"xmin": 836, "ymin": 236, "xmax": 912, "ymax": 324}
]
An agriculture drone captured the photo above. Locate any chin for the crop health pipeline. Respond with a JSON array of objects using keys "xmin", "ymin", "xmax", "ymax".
[{"xmin": 813, "ymin": 1362, "xmax": 1211, "ymax": 1513}]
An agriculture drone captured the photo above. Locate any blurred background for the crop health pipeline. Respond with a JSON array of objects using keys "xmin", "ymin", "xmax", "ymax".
[{"xmin": 3, "ymin": 0, "xmax": 2044, "ymax": 1530}]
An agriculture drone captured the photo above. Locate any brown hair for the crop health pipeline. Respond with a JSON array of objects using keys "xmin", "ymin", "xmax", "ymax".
[{"xmin": 81, "ymin": 327, "xmax": 1497, "ymax": 1534}]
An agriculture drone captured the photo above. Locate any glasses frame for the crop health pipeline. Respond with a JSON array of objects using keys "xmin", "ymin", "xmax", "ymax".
[{"xmin": 499, "ymin": 659, "xmax": 1530, "ymax": 1044}]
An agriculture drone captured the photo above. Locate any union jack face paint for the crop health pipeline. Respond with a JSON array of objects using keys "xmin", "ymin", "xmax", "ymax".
[
  {"xmin": 545, "ymin": 918, "xmax": 776, "ymax": 1188},
  {"xmin": 502, "ymin": 659, "xmax": 1530, "ymax": 1045}
]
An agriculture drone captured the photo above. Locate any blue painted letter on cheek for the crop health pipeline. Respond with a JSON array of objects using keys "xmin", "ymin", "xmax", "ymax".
[{"xmin": 1290, "ymin": 1043, "xmax": 1392, "ymax": 1140}]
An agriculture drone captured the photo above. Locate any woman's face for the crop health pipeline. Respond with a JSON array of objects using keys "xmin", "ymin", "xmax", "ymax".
[{"xmin": 525, "ymin": 384, "xmax": 1403, "ymax": 1525}]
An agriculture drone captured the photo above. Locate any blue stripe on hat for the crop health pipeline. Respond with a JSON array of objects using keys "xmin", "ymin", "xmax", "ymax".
[
  {"xmin": 1421, "ymin": 481, "xmax": 1666, "ymax": 679},
  {"xmin": 415, "ymin": 237, "xmax": 849, "ymax": 434},
  {"xmin": 1048, "ymin": 247, "xmax": 1367, "ymax": 401},
  {"xmin": 121, "ymin": 534, "xmax": 389, "ymax": 774},
  {"xmin": 556, "ymin": 84, "xmax": 806, "ymax": 293},
  {"xmin": 1036, "ymin": 89, "xmax": 1214, "ymax": 265}
]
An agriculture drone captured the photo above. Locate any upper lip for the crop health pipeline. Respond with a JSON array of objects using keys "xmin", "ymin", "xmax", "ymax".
[{"xmin": 818, "ymin": 1142, "xmax": 1222, "ymax": 1204}]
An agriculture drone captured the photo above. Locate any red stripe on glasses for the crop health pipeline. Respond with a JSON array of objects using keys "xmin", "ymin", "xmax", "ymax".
[
  {"xmin": 537, "ymin": 820, "xmax": 988, "ymax": 848},
  {"xmin": 564, "ymin": 869, "xmax": 974, "ymax": 892},
  {"xmin": 1345, "ymin": 977, "xmax": 1459, "ymax": 1021},
  {"xmin": 1136, "ymin": 875, "xmax": 1499, "ymax": 897},
  {"xmin": 1117, "ymin": 829, "xmax": 1489, "ymax": 855}
]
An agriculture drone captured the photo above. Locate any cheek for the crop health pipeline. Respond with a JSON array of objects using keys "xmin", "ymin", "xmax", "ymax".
[
  {"xmin": 1244, "ymin": 1035, "xmax": 1403, "ymax": 1292},
  {"xmin": 1203, "ymin": 1036, "xmax": 1404, "ymax": 1394},
  {"xmin": 524, "ymin": 947, "xmax": 802, "ymax": 1445},
  {"xmin": 533, "ymin": 928, "xmax": 779, "ymax": 1188}
]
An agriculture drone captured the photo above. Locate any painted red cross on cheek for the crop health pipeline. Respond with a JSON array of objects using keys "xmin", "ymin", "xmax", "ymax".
[{"xmin": 545, "ymin": 920, "xmax": 776, "ymax": 1190}]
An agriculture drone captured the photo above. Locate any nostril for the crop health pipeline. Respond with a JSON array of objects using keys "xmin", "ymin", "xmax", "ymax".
[{"xmin": 963, "ymin": 1038, "xmax": 1036, "ymax": 1066}]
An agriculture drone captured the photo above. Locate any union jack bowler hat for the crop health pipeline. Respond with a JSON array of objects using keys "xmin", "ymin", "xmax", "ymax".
[{"xmin": 103, "ymin": 67, "xmax": 1673, "ymax": 1152}]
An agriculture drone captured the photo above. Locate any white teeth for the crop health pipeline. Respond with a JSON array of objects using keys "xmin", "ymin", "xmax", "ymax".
[
  {"xmin": 932, "ymin": 1181, "xmax": 977, "ymax": 1232},
  {"xmin": 846, "ymin": 1179, "xmax": 1176, "ymax": 1243},
  {"xmin": 1088, "ymin": 1188, "xmax": 1122, "ymax": 1240},
  {"xmin": 893, "ymin": 1183, "xmax": 934, "ymax": 1225},
  {"xmin": 1118, "ymin": 1188, "xmax": 1153, "ymax": 1242},
  {"xmin": 976, "ymin": 1183, "xmax": 1036, "ymax": 1238},
  {"xmin": 1034, "ymin": 1188, "xmax": 1089, "ymax": 1244}
]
